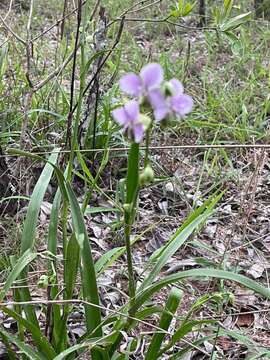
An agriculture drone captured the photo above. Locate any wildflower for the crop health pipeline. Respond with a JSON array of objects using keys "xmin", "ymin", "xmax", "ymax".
[
  {"xmin": 111, "ymin": 100, "xmax": 145, "ymax": 143},
  {"xmin": 119, "ymin": 63, "xmax": 164, "ymax": 98},
  {"xmin": 149, "ymin": 78, "xmax": 193, "ymax": 122}
]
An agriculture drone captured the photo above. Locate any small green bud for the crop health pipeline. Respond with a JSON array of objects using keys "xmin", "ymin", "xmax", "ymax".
[
  {"xmin": 37, "ymin": 275, "xmax": 49, "ymax": 288},
  {"xmin": 139, "ymin": 164, "xmax": 155, "ymax": 186},
  {"xmin": 123, "ymin": 203, "xmax": 131, "ymax": 213},
  {"xmin": 164, "ymin": 81, "xmax": 174, "ymax": 96},
  {"xmin": 138, "ymin": 114, "xmax": 152, "ymax": 130}
]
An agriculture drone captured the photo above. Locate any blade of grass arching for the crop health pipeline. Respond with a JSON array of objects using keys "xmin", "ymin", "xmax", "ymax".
[
  {"xmin": 0, "ymin": 328, "xmax": 44, "ymax": 360},
  {"xmin": 54, "ymin": 332, "xmax": 120, "ymax": 360},
  {"xmin": 218, "ymin": 328, "xmax": 269, "ymax": 358},
  {"xmin": 132, "ymin": 269, "xmax": 270, "ymax": 315},
  {"xmin": 134, "ymin": 306, "xmax": 163, "ymax": 322},
  {"xmin": 168, "ymin": 335, "xmax": 214, "ymax": 359},
  {"xmin": 95, "ymin": 246, "xmax": 125, "ymax": 275},
  {"xmin": 65, "ymin": 183, "xmax": 102, "ymax": 337},
  {"xmin": 145, "ymin": 288, "xmax": 183, "ymax": 360},
  {"xmin": 159, "ymin": 319, "xmax": 215, "ymax": 357},
  {"xmin": 76, "ymin": 149, "xmax": 122, "ymax": 213},
  {"xmin": 0, "ymin": 306, "xmax": 56, "ymax": 359},
  {"xmin": 95, "ymin": 236, "xmax": 139, "ymax": 276},
  {"xmin": 6, "ymin": 149, "xmax": 68, "ymax": 201},
  {"xmin": 0, "ymin": 250, "xmax": 37, "ymax": 301},
  {"xmin": 0, "ymin": 332, "xmax": 16, "ymax": 360},
  {"xmin": 139, "ymin": 193, "xmax": 223, "ymax": 291},
  {"xmin": 21, "ymin": 149, "xmax": 60, "ymax": 253},
  {"xmin": 18, "ymin": 149, "xmax": 60, "ymax": 327},
  {"xmin": 149, "ymin": 191, "xmax": 223, "ymax": 263},
  {"xmin": 248, "ymin": 352, "xmax": 270, "ymax": 360}
]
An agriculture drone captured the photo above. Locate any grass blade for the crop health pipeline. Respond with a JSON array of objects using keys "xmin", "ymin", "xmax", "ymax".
[
  {"xmin": 18, "ymin": 149, "xmax": 60, "ymax": 327},
  {"xmin": 132, "ymin": 268, "xmax": 270, "ymax": 314},
  {"xmin": 21, "ymin": 149, "xmax": 60, "ymax": 253},
  {"xmin": 0, "ymin": 328, "xmax": 44, "ymax": 360},
  {"xmin": 0, "ymin": 250, "xmax": 36, "ymax": 301},
  {"xmin": 0, "ymin": 306, "xmax": 56, "ymax": 359},
  {"xmin": 140, "ymin": 192, "xmax": 222, "ymax": 290},
  {"xmin": 66, "ymin": 183, "xmax": 102, "ymax": 337},
  {"xmin": 145, "ymin": 288, "xmax": 183, "ymax": 360}
]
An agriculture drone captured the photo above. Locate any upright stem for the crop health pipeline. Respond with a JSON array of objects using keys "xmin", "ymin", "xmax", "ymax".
[
  {"xmin": 124, "ymin": 212, "xmax": 136, "ymax": 298},
  {"xmin": 144, "ymin": 127, "xmax": 151, "ymax": 168},
  {"xmin": 124, "ymin": 142, "xmax": 140, "ymax": 299}
]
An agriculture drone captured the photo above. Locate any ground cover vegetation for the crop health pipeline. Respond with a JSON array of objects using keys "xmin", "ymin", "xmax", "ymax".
[{"xmin": 0, "ymin": 0, "xmax": 270, "ymax": 358}]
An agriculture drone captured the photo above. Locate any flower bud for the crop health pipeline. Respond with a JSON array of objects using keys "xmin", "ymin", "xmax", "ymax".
[
  {"xmin": 37, "ymin": 275, "xmax": 49, "ymax": 288},
  {"xmin": 139, "ymin": 164, "xmax": 154, "ymax": 185},
  {"xmin": 123, "ymin": 203, "xmax": 131, "ymax": 213},
  {"xmin": 138, "ymin": 114, "xmax": 152, "ymax": 130}
]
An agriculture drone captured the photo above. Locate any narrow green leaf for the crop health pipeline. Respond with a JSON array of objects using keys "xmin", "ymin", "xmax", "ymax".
[
  {"xmin": 0, "ymin": 306, "xmax": 56, "ymax": 359},
  {"xmin": 48, "ymin": 188, "xmax": 61, "ymax": 255},
  {"xmin": 145, "ymin": 288, "xmax": 183, "ymax": 360},
  {"xmin": 140, "ymin": 192, "xmax": 223, "ymax": 290},
  {"xmin": 64, "ymin": 234, "xmax": 80, "ymax": 299},
  {"xmin": 168, "ymin": 335, "xmax": 213, "ymax": 359},
  {"xmin": 95, "ymin": 246, "xmax": 125, "ymax": 275},
  {"xmin": 159, "ymin": 319, "xmax": 214, "ymax": 356},
  {"xmin": 21, "ymin": 149, "xmax": 60, "ymax": 253},
  {"xmin": 0, "ymin": 250, "xmax": 37, "ymax": 301},
  {"xmin": 220, "ymin": 12, "xmax": 251, "ymax": 31},
  {"xmin": 0, "ymin": 331, "xmax": 16, "ymax": 360},
  {"xmin": 47, "ymin": 188, "xmax": 62, "ymax": 350},
  {"xmin": 17, "ymin": 149, "xmax": 60, "ymax": 327},
  {"xmin": 54, "ymin": 332, "xmax": 119, "ymax": 360},
  {"xmin": 85, "ymin": 206, "xmax": 121, "ymax": 214},
  {"xmin": 149, "ymin": 192, "xmax": 223, "ymax": 262},
  {"xmin": 66, "ymin": 183, "xmax": 102, "ymax": 337},
  {"xmin": 134, "ymin": 306, "xmax": 163, "ymax": 321},
  {"xmin": 0, "ymin": 328, "xmax": 44, "ymax": 360},
  {"xmin": 132, "ymin": 269, "xmax": 270, "ymax": 314}
]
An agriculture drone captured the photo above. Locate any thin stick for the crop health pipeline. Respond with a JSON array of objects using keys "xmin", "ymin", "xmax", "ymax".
[
  {"xmin": 60, "ymin": 0, "xmax": 69, "ymax": 39},
  {"xmin": 3, "ymin": 0, "xmax": 14, "ymax": 21},
  {"xmin": 71, "ymin": 17, "xmax": 125, "ymax": 115},
  {"xmin": 0, "ymin": 14, "xmax": 26, "ymax": 45},
  {"xmin": 5, "ymin": 143, "xmax": 270, "ymax": 159},
  {"xmin": 65, "ymin": 0, "xmax": 83, "ymax": 148}
]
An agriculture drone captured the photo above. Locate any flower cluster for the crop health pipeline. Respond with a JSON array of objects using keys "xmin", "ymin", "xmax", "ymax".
[{"xmin": 111, "ymin": 63, "xmax": 193, "ymax": 143}]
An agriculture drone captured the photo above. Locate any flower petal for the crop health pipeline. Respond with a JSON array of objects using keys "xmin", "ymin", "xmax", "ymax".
[
  {"xmin": 169, "ymin": 78, "xmax": 184, "ymax": 95},
  {"xmin": 154, "ymin": 107, "xmax": 169, "ymax": 122},
  {"xmin": 171, "ymin": 94, "xmax": 193, "ymax": 116},
  {"xmin": 133, "ymin": 123, "xmax": 144, "ymax": 143},
  {"xmin": 119, "ymin": 73, "xmax": 141, "ymax": 96},
  {"xmin": 111, "ymin": 107, "xmax": 128, "ymax": 126},
  {"xmin": 140, "ymin": 63, "xmax": 164, "ymax": 89},
  {"xmin": 148, "ymin": 89, "xmax": 166, "ymax": 109},
  {"xmin": 124, "ymin": 100, "xmax": 139, "ymax": 122}
]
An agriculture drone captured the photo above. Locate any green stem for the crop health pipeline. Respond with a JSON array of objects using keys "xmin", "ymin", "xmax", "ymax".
[
  {"xmin": 124, "ymin": 212, "xmax": 136, "ymax": 299},
  {"xmin": 124, "ymin": 142, "xmax": 140, "ymax": 299},
  {"xmin": 144, "ymin": 127, "xmax": 151, "ymax": 167}
]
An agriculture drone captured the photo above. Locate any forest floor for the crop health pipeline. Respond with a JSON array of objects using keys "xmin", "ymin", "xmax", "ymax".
[{"xmin": 1, "ymin": 0, "xmax": 270, "ymax": 358}]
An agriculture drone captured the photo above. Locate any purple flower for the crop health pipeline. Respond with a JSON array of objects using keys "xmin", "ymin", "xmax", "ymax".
[
  {"xmin": 111, "ymin": 100, "xmax": 145, "ymax": 143},
  {"xmin": 119, "ymin": 63, "xmax": 164, "ymax": 97},
  {"xmin": 149, "ymin": 78, "xmax": 193, "ymax": 122}
]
